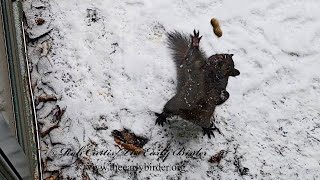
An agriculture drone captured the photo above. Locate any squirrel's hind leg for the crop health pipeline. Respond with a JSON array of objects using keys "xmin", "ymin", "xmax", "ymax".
[
  {"xmin": 155, "ymin": 111, "xmax": 172, "ymax": 126},
  {"xmin": 155, "ymin": 95, "xmax": 183, "ymax": 126},
  {"xmin": 202, "ymin": 122, "xmax": 222, "ymax": 139}
]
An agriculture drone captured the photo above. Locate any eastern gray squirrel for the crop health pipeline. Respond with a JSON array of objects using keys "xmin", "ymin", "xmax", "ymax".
[{"xmin": 155, "ymin": 30, "xmax": 240, "ymax": 139}]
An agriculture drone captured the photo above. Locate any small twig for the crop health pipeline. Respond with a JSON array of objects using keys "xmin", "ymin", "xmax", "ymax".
[
  {"xmin": 40, "ymin": 105, "xmax": 66, "ymax": 138},
  {"xmin": 53, "ymin": 105, "xmax": 66, "ymax": 123},
  {"xmin": 27, "ymin": 29, "xmax": 53, "ymax": 43},
  {"xmin": 32, "ymin": 79, "xmax": 38, "ymax": 92},
  {"xmin": 40, "ymin": 123, "xmax": 59, "ymax": 138},
  {"xmin": 42, "ymin": 81, "xmax": 58, "ymax": 95},
  {"xmin": 35, "ymin": 94, "xmax": 57, "ymax": 105}
]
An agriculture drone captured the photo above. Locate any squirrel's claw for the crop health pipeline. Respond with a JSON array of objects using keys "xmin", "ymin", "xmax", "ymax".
[
  {"xmin": 193, "ymin": 29, "xmax": 200, "ymax": 37},
  {"xmin": 202, "ymin": 123, "xmax": 221, "ymax": 139},
  {"xmin": 155, "ymin": 113, "xmax": 169, "ymax": 126}
]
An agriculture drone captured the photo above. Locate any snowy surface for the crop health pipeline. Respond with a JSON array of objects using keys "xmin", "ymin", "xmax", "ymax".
[{"xmin": 23, "ymin": 0, "xmax": 320, "ymax": 179}]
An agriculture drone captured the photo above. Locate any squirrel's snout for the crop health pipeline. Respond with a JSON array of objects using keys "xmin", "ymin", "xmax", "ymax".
[{"xmin": 230, "ymin": 69, "xmax": 240, "ymax": 77}]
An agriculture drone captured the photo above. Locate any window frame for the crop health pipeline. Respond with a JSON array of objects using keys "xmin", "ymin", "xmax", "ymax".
[{"xmin": 0, "ymin": 0, "xmax": 42, "ymax": 179}]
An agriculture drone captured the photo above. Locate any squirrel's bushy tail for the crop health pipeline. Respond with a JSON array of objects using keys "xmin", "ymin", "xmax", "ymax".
[{"xmin": 166, "ymin": 31, "xmax": 190, "ymax": 66}]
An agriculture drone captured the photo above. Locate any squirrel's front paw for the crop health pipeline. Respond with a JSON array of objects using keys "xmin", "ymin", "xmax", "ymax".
[
  {"xmin": 202, "ymin": 123, "xmax": 222, "ymax": 139},
  {"xmin": 220, "ymin": 90, "xmax": 229, "ymax": 101},
  {"xmin": 155, "ymin": 113, "xmax": 169, "ymax": 126},
  {"xmin": 215, "ymin": 90, "xmax": 230, "ymax": 105}
]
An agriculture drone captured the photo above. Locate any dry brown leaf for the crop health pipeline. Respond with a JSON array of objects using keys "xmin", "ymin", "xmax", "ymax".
[{"xmin": 208, "ymin": 150, "xmax": 225, "ymax": 164}]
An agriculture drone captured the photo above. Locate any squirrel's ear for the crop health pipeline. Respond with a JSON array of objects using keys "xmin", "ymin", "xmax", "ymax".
[
  {"xmin": 193, "ymin": 29, "xmax": 197, "ymax": 36},
  {"xmin": 196, "ymin": 30, "xmax": 200, "ymax": 37}
]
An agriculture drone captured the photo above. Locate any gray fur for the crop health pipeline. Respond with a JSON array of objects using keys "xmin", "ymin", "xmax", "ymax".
[{"xmin": 156, "ymin": 30, "xmax": 240, "ymax": 135}]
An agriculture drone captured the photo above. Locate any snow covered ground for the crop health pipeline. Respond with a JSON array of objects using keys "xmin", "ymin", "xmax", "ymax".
[{"xmin": 23, "ymin": 0, "xmax": 320, "ymax": 179}]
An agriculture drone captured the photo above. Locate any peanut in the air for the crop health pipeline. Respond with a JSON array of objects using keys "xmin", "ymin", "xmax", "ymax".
[{"xmin": 210, "ymin": 18, "xmax": 223, "ymax": 38}]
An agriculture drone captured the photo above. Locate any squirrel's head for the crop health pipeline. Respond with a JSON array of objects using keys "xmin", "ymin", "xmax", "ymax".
[
  {"xmin": 207, "ymin": 54, "xmax": 240, "ymax": 77},
  {"xmin": 190, "ymin": 29, "xmax": 202, "ymax": 48}
]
